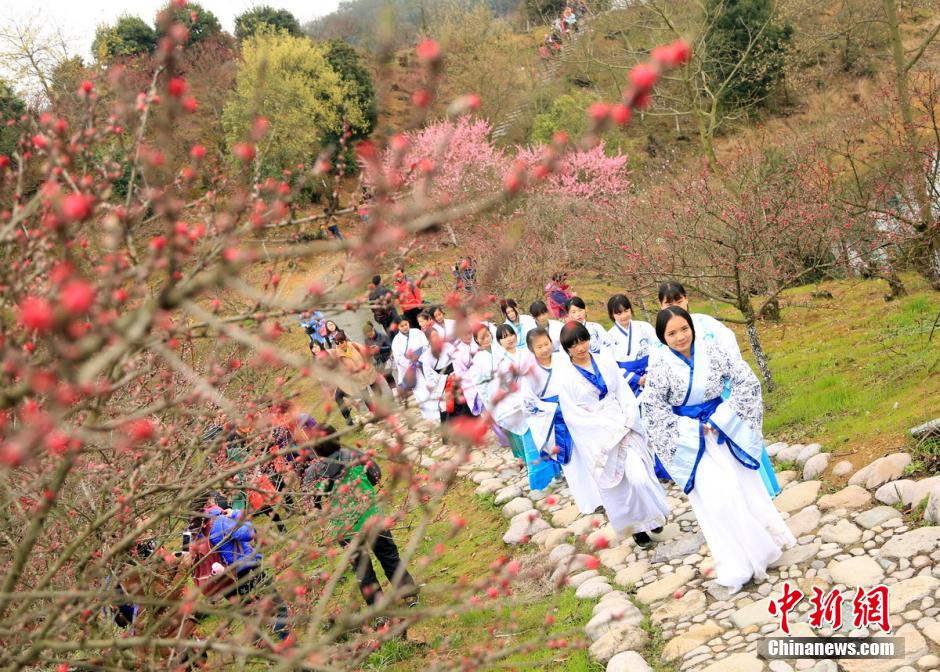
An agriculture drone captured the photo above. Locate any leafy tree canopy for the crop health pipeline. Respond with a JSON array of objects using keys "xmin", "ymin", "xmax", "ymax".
[
  {"xmin": 0, "ymin": 79, "xmax": 26, "ymax": 157},
  {"xmin": 324, "ymin": 39, "xmax": 376, "ymax": 137},
  {"xmin": 157, "ymin": 1, "xmax": 223, "ymax": 45},
  {"xmin": 703, "ymin": 0, "xmax": 793, "ymax": 112},
  {"xmin": 234, "ymin": 6, "xmax": 302, "ymax": 40},
  {"xmin": 91, "ymin": 15, "xmax": 158, "ymax": 61},
  {"xmin": 222, "ymin": 31, "xmax": 366, "ymax": 176}
]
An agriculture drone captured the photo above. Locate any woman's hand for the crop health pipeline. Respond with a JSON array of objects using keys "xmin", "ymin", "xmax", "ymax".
[{"xmin": 638, "ymin": 374, "xmax": 647, "ymax": 388}]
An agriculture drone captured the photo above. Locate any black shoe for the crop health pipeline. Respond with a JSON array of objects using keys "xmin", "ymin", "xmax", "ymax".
[
  {"xmin": 633, "ymin": 532, "xmax": 653, "ymax": 549},
  {"xmin": 651, "ymin": 526, "xmax": 663, "ymax": 534},
  {"xmin": 594, "ymin": 505, "xmax": 606, "ymax": 515}
]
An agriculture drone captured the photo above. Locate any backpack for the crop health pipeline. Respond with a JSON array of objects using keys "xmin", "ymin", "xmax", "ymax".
[{"xmin": 191, "ymin": 517, "xmax": 236, "ymax": 597}]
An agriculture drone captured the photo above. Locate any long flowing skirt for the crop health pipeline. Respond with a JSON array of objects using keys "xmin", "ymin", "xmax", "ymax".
[
  {"xmin": 688, "ymin": 434, "xmax": 795, "ymax": 591},
  {"xmin": 598, "ymin": 433, "xmax": 669, "ymax": 535},
  {"xmin": 561, "ymin": 440, "xmax": 604, "ymax": 514},
  {"xmin": 507, "ymin": 430, "xmax": 562, "ymax": 491}
]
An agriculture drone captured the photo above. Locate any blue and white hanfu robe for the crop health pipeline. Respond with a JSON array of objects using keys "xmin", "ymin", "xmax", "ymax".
[
  {"xmin": 641, "ymin": 340, "xmax": 795, "ymax": 592},
  {"xmin": 506, "ymin": 314, "xmax": 538, "ymax": 351},
  {"xmin": 523, "ymin": 352, "xmax": 602, "ymax": 512},
  {"xmin": 691, "ymin": 312, "xmax": 780, "ymax": 497},
  {"xmin": 581, "ymin": 320, "xmax": 612, "ymax": 355},
  {"xmin": 607, "ymin": 319, "xmax": 657, "ymax": 397},
  {"xmin": 555, "ymin": 350, "xmax": 668, "ymax": 535}
]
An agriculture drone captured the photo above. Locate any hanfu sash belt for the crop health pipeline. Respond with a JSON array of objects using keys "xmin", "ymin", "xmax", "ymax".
[
  {"xmin": 400, "ymin": 346, "xmax": 425, "ymax": 390},
  {"xmin": 670, "ymin": 396, "xmax": 763, "ymax": 494},
  {"xmin": 616, "ymin": 356, "xmax": 649, "ymax": 396},
  {"xmin": 574, "ymin": 358, "xmax": 607, "ymax": 400},
  {"xmin": 541, "ymin": 394, "xmax": 572, "ymax": 464}
]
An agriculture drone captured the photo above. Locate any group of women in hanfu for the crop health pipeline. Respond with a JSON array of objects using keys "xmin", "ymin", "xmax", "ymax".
[{"xmin": 386, "ymin": 282, "xmax": 794, "ymax": 595}]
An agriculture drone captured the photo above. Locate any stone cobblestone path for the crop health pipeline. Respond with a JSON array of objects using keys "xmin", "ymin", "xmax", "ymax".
[{"xmin": 365, "ymin": 420, "xmax": 940, "ymax": 672}]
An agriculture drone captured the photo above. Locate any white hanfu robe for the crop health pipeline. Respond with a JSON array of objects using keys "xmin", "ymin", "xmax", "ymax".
[
  {"xmin": 509, "ymin": 314, "xmax": 538, "ymax": 350},
  {"xmin": 523, "ymin": 352, "xmax": 603, "ymax": 513},
  {"xmin": 452, "ymin": 339, "xmax": 480, "ymax": 414},
  {"xmin": 580, "ymin": 320, "xmax": 612, "ymax": 355},
  {"xmin": 490, "ymin": 348, "xmax": 530, "ymax": 434},
  {"xmin": 607, "ymin": 320, "xmax": 657, "ymax": 395},
  {"xmin": 415, "ymin": 344, "xmax": 458, "ymax": 424},
  {"xmin": 391, "ymin": 328, "xmax": 430, "ymax": 385},
  {"xmin": 690, "ymin": 312, "xmax": 781, "ymax": 498},
  {"xmin": 691, "ymin": 313, "xmax": 741, "ymax": 359},
  {"xmin": 432, "ymin": 319, "xmax": 457, "ymax": 342},
  {"xmin": 556, "ymin": 350, "xmax": 668, "ymax": 535},
  {"xmin": 641, "ymin": 340, "xmax": 795, "ymax": 593}
]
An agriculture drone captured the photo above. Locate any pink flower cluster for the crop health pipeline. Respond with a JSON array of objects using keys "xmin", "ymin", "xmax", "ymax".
[{"xmin": 371, "ymin": 118, "xmax": 630, "ymax": 202}]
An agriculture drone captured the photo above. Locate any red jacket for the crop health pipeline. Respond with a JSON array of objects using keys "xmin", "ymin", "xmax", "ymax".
[{"xmin": 395, "ymin": 278, "xmax": 423, "ymax": 311}]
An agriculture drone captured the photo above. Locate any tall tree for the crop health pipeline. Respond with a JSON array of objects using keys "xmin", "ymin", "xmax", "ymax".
[
  {"xmin": 156, "ymin": 1, "xmax": 223, "ymax": 45},
  {"xmin": 234, "ymin": 6, "xmax": 302, "ymax": 40},
  {"xmin": 702, "ymin": 0, "xmax": 793, "ymax": 112},
  {"xmin": 91, "ymin": 15, "xmax": 157, "ymax": 62},
  {"xmin": 0, "ymin": 79, "xmax": 25, "ymax": 159},
  {"xmin": 881, "ymin": 0, "xmax": 940, "ymax": 289},
  {"xmin": 324, "ymin": 39, "xmax": 377, "ymax": 137},
  {"xmin": 222, "ymin": 31, "xmax": 365, "ymax": 177}
]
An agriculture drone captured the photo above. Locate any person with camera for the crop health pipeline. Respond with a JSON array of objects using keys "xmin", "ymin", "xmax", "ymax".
[
  {"xmin": 304, "ymin": 425, "xmax": 418, "ymax": 610},
  {"xmin": 193, "ymin": 494, "xmax": 291, "ymax": 641},
  {"xmin": 105, "ymin": 529, "xmax": 201, "ymax": 665}
]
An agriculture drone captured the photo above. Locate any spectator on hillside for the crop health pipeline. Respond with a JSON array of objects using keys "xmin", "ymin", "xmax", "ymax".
[
  {"xmin": 564, "ymin": 6, "xmax": 578, "ymax": 32},
  {"xmin": 394, "ymin": 269, "xmax": 425, "ymax": 328},
  {"xmin": 304, "ymin": 425, "xmax": 419, "ymax": 609},
  {"xmin": 202, "ymin": 496, "xmax": 290, "ymax": 639},
  {"xmin": 362, "ymin": 321, "xmax": 396, "ymax": 390},
  {"xmin": 368, "ymin": 275, "xmax": 399, "ymax": 336}
]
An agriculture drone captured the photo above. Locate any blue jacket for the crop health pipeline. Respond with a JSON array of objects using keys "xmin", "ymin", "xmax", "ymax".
[{"xmin": 207, "ymin": 508, "xmax": 262, "ymax": 571}]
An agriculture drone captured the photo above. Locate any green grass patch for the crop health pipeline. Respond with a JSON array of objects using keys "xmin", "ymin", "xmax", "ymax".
[{"xmin": 380, "ymin": 588, "xmax": 603, "ymax": 671}]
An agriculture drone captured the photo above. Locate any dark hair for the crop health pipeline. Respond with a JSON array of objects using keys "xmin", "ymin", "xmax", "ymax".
[
  {"xmin": 332, "ymin": 329, "xmax": 348, "ymax": 343},
  {"xmin": 560, "ymin": 321, "xmax": 591, "ymax": 353},
  {"xmin": 310, "ymin": 340, "xmax": 324, "ymax": 353},
  {"xmin": 431, "ymin": 304, "xmax": 444, "ymax": 318},
  {"xmin": 500, "ymin": 299, "xmax": 519, "ymax": 320},
  {"xmin": 417, "ymin": 310, "xmax": 432, "ymax": 322},
  {"xmin": 371, "ymin": 275, "xmax": 381, "ymax": 286},
  {"xmin": 658, "ymin": 281, "xmax": 687, "ymax": 304},
  {"xmin": 495, "ymin": 323, "xmax": 516, "ymax": 342},
  {"xmin": 314, "ymin": 424, "xmax": 342, "ymax": 457},
  {"xmin": 655, "ymin": 306, "xmax": 695, "ymax": 345},
  {"xmin": 565, "ymin": 296, "xmax": 586, "ymax": 312},
  {"xmin": 472, "ymin": 324, "xmax": 491, "ymax": 345},
  {"xmin": 607, "ymin": 294, "xmax": 633, "ymax": 321},
  {"xmin": 529, "ymin": 300, "xmax": 548, "ymax": 318},
  {"xmin": 397, "ymin": 314, "xmax": 411, "ymax": 325},
  {"xmin": 526, "ymin": 327, "xmax": 551, "ymax": 349}
]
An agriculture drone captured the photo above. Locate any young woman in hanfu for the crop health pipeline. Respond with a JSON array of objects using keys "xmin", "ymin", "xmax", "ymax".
[
  {"xmin": 606, "ymin": 294, "xmax": 657, "ymax": 397},
  {"xmin": 469, "ymin": 323, "xmax": 513, "ymax": 451},
  {"xmin": 556, "ymin": 322, "xmax": 668, "ymax": 548},
  {"xmin": 641, "ymin": 307, "xmax": 795, "ymax": 593},
  {"xmin": 482, "ymin": 325, "xmax": 562, "ymax": 490},
  {"xmin": 658, "ymin": 281, "xmax": 780, "ymax": 497},
  {"xmin": 607, "ymin": 294, "xmax": 670, "ymax": 481},
  {"xmin": 565, "ymin": 297, "xmax": 611, "ymax": 355},
  {"xmin": 500, "ymin": 299, "xmax": 537, "ymax": 351},
  {"xmin": 523, "ymin": 328, "xmax": 602, "ymax": 512}
]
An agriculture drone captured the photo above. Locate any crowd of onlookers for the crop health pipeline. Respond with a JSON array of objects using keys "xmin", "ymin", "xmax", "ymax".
[{"xmin": 540, "ymin": 1, "xmax": 592, "ymax": 59}]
